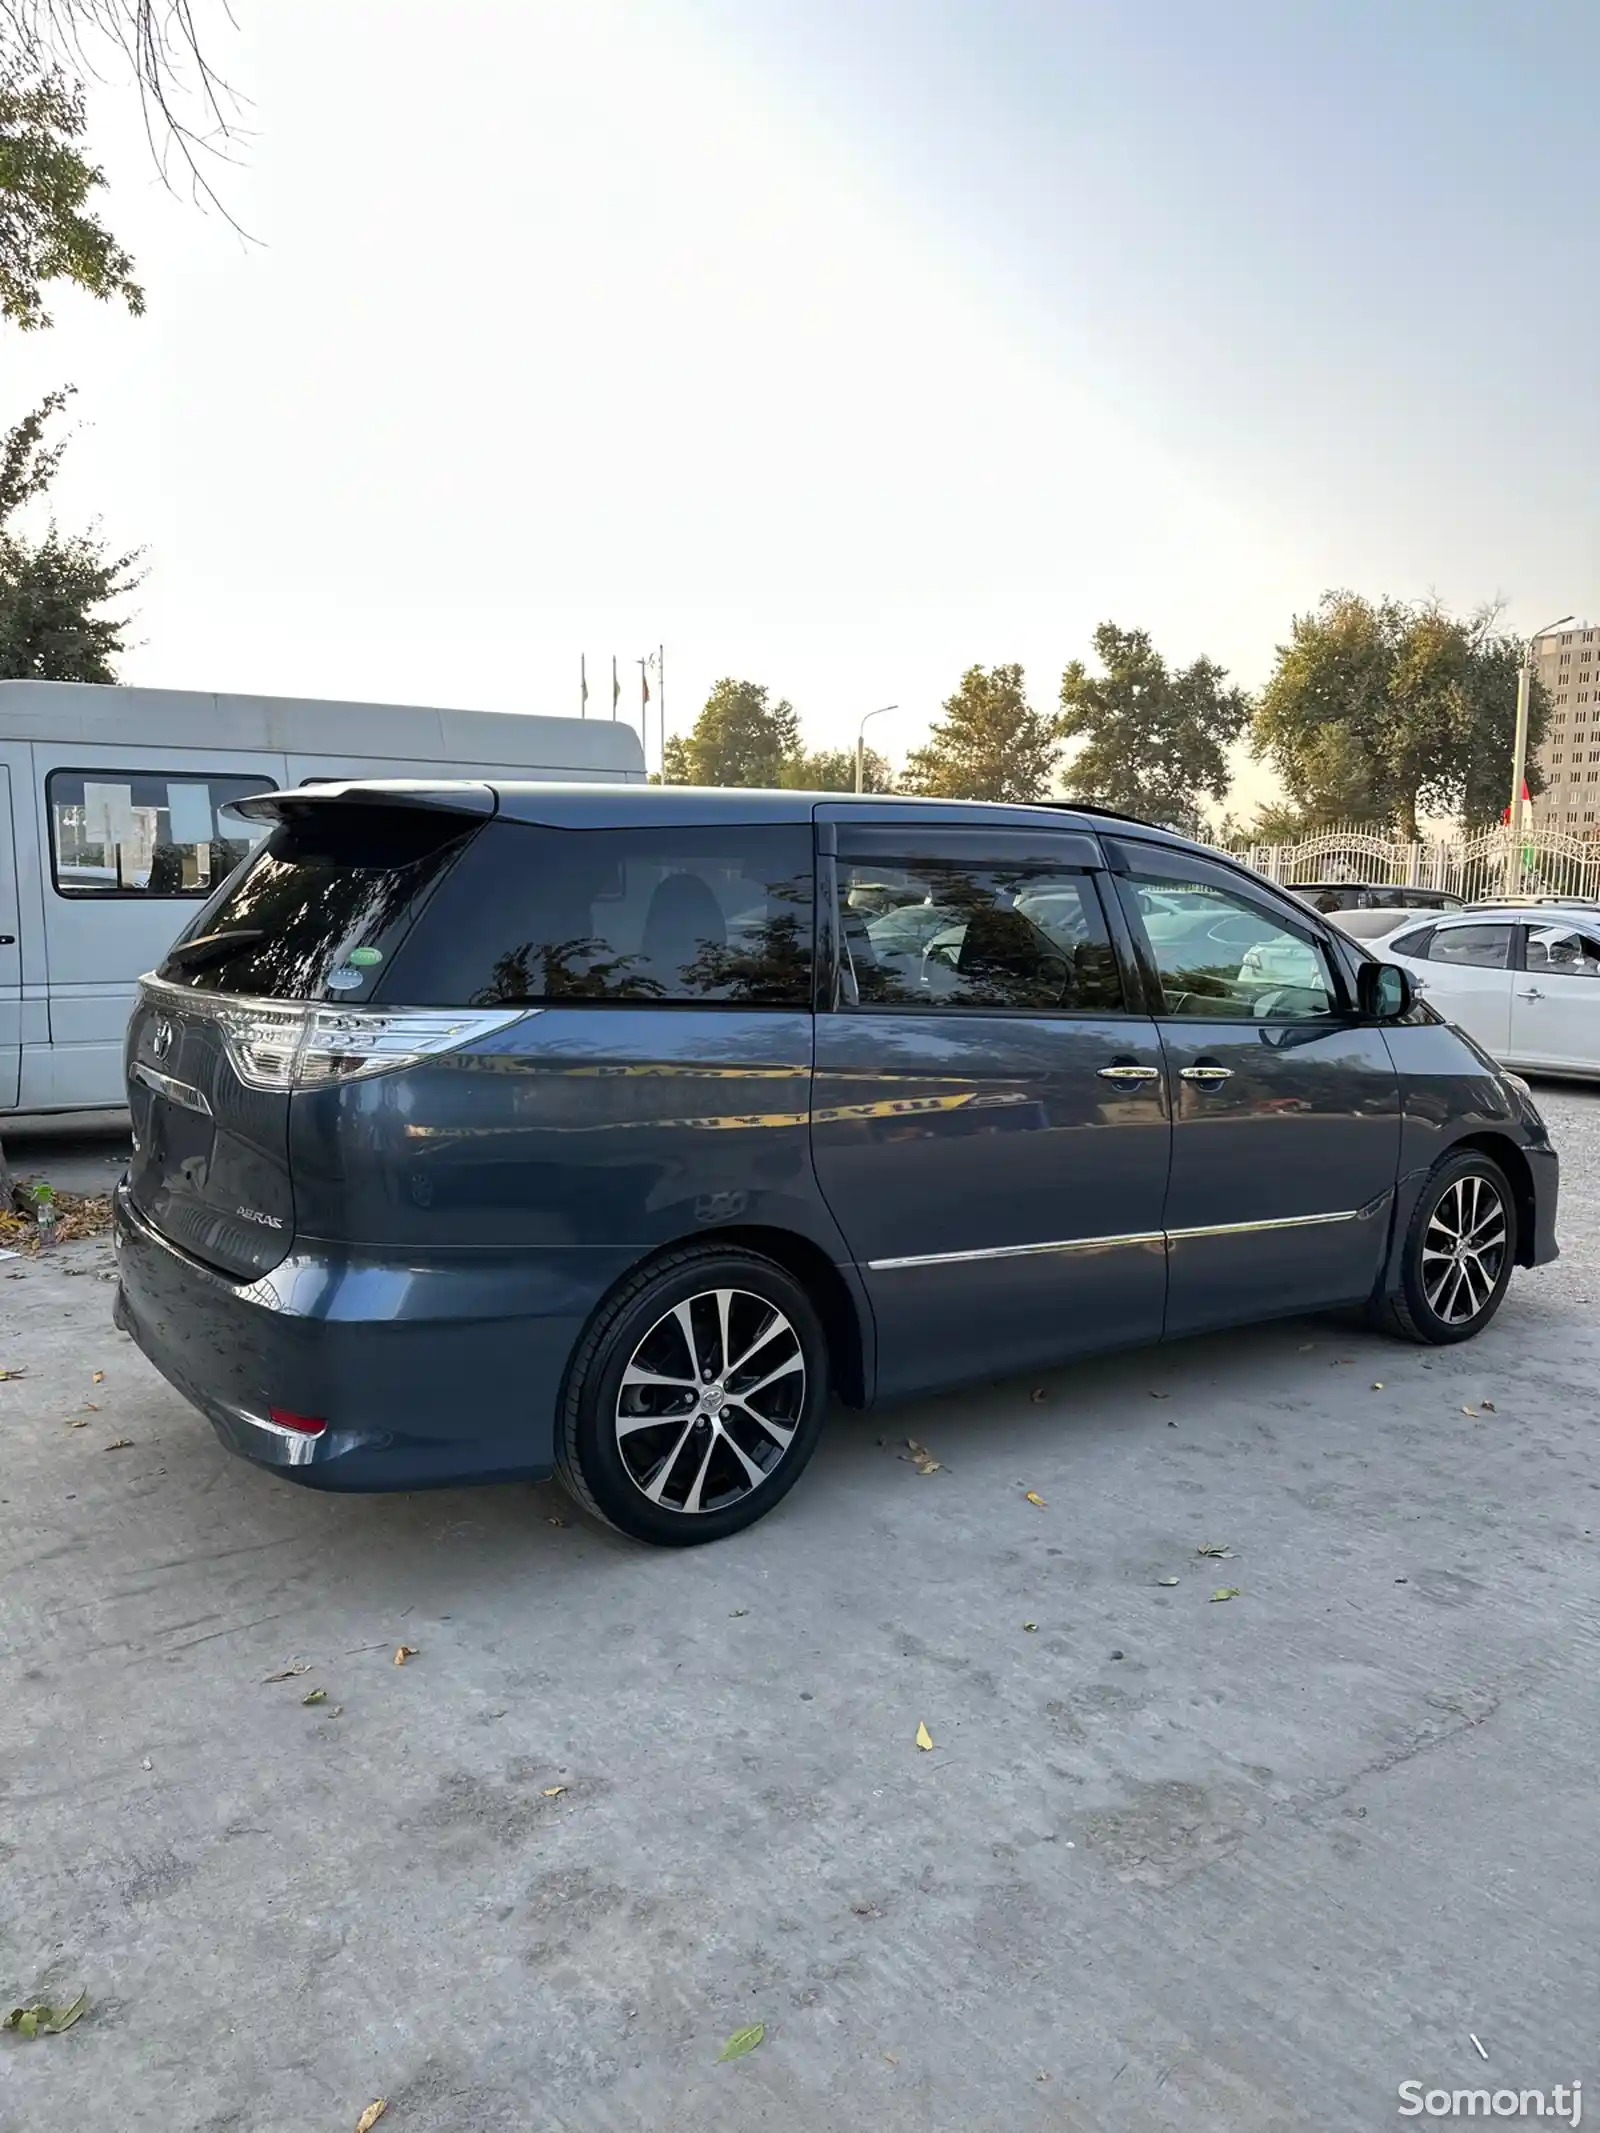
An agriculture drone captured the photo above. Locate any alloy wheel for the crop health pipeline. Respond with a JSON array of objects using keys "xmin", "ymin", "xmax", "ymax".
[
  {"xmin": 613, "ymin": 1287, "xmax": 807, "ymax": 1515},
  {"xmin": 1421, "ymin": 1173, "xmax": 1508, "ymax": 1327}
]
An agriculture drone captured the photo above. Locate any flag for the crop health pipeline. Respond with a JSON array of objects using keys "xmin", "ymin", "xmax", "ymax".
[
  {"xmin": 611, "ymin": 655, "xmax": 620, "ymax": 719},
  {"xmin": 1501, "ymin": 778, "xmax": 1530, "ymax": 825},
  {"xmin": 580, "ymin": 654, "xmax": 588, "ymax": 718},
  {"xmin": 639, "ymin": 656, "xmax": 651, "ymax": 707}
]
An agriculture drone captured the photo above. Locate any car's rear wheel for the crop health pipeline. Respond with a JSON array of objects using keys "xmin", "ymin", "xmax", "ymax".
[
  {"xmin": 555, "ymin": 1246, "xmax": 829, "ymax": 1545},
  {"xmin": 1379, "ymin": 1151, "xmax": 1517, "ymax": 1345}
]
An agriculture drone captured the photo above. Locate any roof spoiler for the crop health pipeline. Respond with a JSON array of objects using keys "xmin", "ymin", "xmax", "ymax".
[{"xmin": 224, "ymin": 780, "xmax": 500, "ymax": 824}]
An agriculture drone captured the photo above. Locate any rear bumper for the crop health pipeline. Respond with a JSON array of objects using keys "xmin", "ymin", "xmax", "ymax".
[
  {"xmin": 1524, "ymin": 1140, "xmax": 1561, "ymax": 1267},
  {"xmin": 113, "ymin": 1185, "xmax": 626, "ymax": 1491}
]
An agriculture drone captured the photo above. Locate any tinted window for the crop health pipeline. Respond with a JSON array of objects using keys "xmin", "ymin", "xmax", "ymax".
[
  {"xmin": 48, "ymin": 768, "xmax": 268, "ymax": 898},
  {"xmin": 158, "ymin": 803, "xmax": 475, "ymax": 999},
  {"xmin": 1525, "ymin": 923, "xmax": 1600, "ymax": 975},
  {"xmin": 1429, "ymin": 924, "xmax": 1512, "ymax": 970},
  {"xmin": 1388, "ymin": 926, "xmax": 1437, "ymax": 959},
  {"xmin": 837, "ymin": 853, "xmax": 1124, "ymax": 1013},
  {"xmin": 383, "ymin": 822, "xmax": 814, "ymax": 1008},
  {"xmin": 1128, "ymin": 874, "xmax": 1337, "ymax": 1020}
]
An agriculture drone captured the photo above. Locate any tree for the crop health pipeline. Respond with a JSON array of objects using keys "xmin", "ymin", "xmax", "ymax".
[
  {"xmin": 1253, "ymin": 592, "xmax": 1541, "ymax": 838},
  {"xmin": 2, "ymin": 1, "xmax": 243, "ymax": 219},
  {"xmin": 0, "ymin": 387, "xmax": 140, "ymax": 679},
  {"xmin": 779, "ymin": 744, "xmax": 893, "ymax": 794},
  {"xmin": 1057, "ymin": 623, "xmax": 1250, "ymax": 834},
  {"xmin": 661, "ymin": 678, "xmax": 801, "ymax": 787},
  {"xmin": 0, "ymin": 57, "xmax": 142, "ymax": 327},
  {"xmin": 900, "ymin": 663, "xmax": 1060, "ymax": 802}
]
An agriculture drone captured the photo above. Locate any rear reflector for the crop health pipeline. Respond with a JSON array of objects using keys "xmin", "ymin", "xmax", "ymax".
[{"xmin": 269, "ymin": 1408, "xmax": 327, "ymax": 1436}]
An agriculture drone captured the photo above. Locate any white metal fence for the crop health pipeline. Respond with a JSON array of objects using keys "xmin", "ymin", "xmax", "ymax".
[{"xmin": 1217, "ymin": 823, "xmax": 1600, "ymax": 905}]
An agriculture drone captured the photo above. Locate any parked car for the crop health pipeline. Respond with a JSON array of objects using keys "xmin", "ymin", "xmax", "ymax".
[
  {"xmin": 114, "ymin": 786, "xmax": 1559, "ymax": 1545},
  {"xmin": 1367, "ymin": 903, "xmax": 1600, "ymax": 1080},
  {"xmin": 1288, "ymin": 882, "xmax": 1465, "ymax": 914},
  {"xmin": 1328, "ymin": 907, "xmax": 1425, "ymax": 941}
]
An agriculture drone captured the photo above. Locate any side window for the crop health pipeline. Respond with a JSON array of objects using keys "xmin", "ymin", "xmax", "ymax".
[
  {"xmin": 48, "ymin": 769, "xmax": 269, "ymax": 898},
  {"xmin": 381, "ymin": 822, "xmax": 814, "ymax": 1007},
  {"xmin": 1388, "ymin": 925, "xmax": 1437, "ymax": 960},
  {"xmin": 835, "ymin": 850, "xmax": 1125, "ymax": 1014},
  {"xmin": 1126, "ymin": 873, "xmax": 1338, "ymax": 1021},
  {"xmin": 1428, "ymin": 924, "xmax": 1512, "ymax": 970},
  {"xmin": 1525, "ymin": 924, "xmax": 1600, "ymax": 976}
]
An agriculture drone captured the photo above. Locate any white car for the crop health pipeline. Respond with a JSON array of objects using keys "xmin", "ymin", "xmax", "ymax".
[{"xmin": 1369, "ymin": 904, "xmax": 1600, "ymax": 1079}]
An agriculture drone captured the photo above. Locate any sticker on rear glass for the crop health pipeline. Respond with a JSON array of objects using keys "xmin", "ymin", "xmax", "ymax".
[
  {"xmin": 326, "ymin": 965, "xmax": 366, "ymax": 991},
  {"xmin": 349, "ymin": 946, "xmax": 384, "ymax": 967}
]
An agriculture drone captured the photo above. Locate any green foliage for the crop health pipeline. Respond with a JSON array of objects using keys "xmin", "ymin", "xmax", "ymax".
[
  {"xmin": 1057, "ymin": 623, "xmax": 1250, "ymax": 834},
  {"xmin": 900, "ymin": 663, "xmax": 1059, "ymax": 802},
  {"xmin": 661, "ymin": 677, "xmax": 801, "ymax": 787},
  {"xmin": 0, "ymin": 59, "xmax": 143, "ymax": 329},
  {"xmin": 0, "ymin": 388, "xmax": 141, "ymax": 681},
  {"xmin": 1253, "ymin": 592, "xmax": 1537, "ymax": 838},
  {"xmin": 778, "ymin": 743, "xmax": 892, "ymax": 794}
]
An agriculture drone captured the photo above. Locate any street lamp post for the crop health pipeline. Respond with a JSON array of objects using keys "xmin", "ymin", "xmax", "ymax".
[
  {"xmin": 1505, "ymin": 614, "xmax": 1573, "ymax": 893},
  {"xmin": 855, "ymin": 704, "xmax": 897, "ymax": 793}
]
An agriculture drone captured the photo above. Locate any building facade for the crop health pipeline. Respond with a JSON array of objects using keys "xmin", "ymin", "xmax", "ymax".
[{"xmin": 1531, "ymin": 622, "xmax": 1600, "ymax": 832}]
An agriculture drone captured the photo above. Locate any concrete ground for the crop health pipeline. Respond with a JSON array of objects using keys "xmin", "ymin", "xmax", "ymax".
[
  {"xmin": 0, "ymin": 1111, "xmax": 132, "ymax": 1201},
  {"xmin": 2, "ymin": 1091, "xmax": 1598, "ymax": 2133}
]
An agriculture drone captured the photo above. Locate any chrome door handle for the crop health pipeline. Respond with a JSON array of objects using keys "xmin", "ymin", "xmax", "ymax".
[
  {"xmin": 1096, "ymin": 1063, "xmax": 1160, "ymax": 1083},
  {"xmin": 1519, "ymin": 987, "xmax": 1545, "ymax": 1001},
  {"xmin": 1179, "ymin": 1064, "xmax": 1234, "ymax": 1084}
]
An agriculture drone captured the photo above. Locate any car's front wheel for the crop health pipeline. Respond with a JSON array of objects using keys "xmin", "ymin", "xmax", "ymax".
[
  {"xmin": 1381, "ymin": 1151, "xmax": 1517, "ymax": 1345},
  {"xmin": 555, "ymin": 1246, "xmax": 830, "ymax": 1545}
]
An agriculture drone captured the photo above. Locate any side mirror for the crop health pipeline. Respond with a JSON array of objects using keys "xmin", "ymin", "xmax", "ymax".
[{"xmin": 1358, "ymin": 959, "xmax": 1414, "ymax": 1020}]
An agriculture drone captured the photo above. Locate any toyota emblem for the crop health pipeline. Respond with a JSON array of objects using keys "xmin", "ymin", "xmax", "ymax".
[{"xmin": 151, "ymin": 1018, "xmax": 174, "ymax": 1063}]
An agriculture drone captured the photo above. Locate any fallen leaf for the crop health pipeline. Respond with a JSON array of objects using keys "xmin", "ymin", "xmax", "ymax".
[
  {"xmin": 546, "ymin": 1515, "xmax": 566, "ymax": 1528},
  {"xmin": 915, "ymin": 1721, "xmax": 933, "ymax": 1751},
  {"xmin": 1029, "ymin": 1387, "xmax": 1045, "ymax": 1403},
  {"xmin": 92, "ymin": 1371, "xmax": 104, "ymax": 1384},
  {"xmin": 103, "ymin": 1438, "xmax": 134, "ymax": 1451},
  {"xmin": 717, "ymin": 2022, "xmax": 766, "ymax": 2063},
  {"xmin": 302, "ymin": 1688, "xmax": 328, "ymax": 1706},
  {"xmin": 1156, "ymin": 1576, "xmax": 1180, "ymax": 1587},
  {"xmin": 1481, "ymin": 1399, "xmax": 1496, "ymax": 1412},
  {"xmin": 83, "ymin": 1402, "xmax": 98, "ymax": 1412},
  {"xmin": 883, "ymin": 2052, "xmax": 899, "ymax": 2066},
  {"xmin": 66, "ymin": 1417, "xmax": 87, "ymax": 1428},
  {"xmin": 1148, "ymin": 1390, "xmax": 1170, "ymax": 1399},
  {"xmin": 1462, "ymin": 1405, "xmax": 1478, "ymax": 1417},
  {"xmin": 1024, "ymin": 1490, "xmax": 1046, "ymax": 1508},
  {"xmin": 0, "ymin": 1367, "xmax": 27, "ymax": 1381},
  {"xmin": 1333, "ymin": 1357, "xmax": 1354, "ymax": 1366},
  {"xmin": 3, "ymin": 1989, "xmax": 86, "ymax": 2037},
  {"xmin": 902, "ymin": 1439, "xmax": 942, "ymax": 1476},
  {"xmin": 140, "ymin": 1757, "xmax": 152, "ymax": 1771},
  {"xmin": 729, "ymin": 1607, "xmax": 749, "ymax": 1618},
  {"xmin": 542, "ymin": 1785, "xmax": 566, "ymax": 1798},
  {"xmin": 1298, "ymin": 1343, "xmax": 1316, "ymax": 1351},
  {"xmin": 1022, "ymin": 1621, "xmax": 1038, "ymax": 1633},
  {"xmin": 1372, "ymin": 1382, "xmax": 1385, "ymax": 1391},
  {"xmin": 1195, "ymin": 1544, "xmax": 1234, "ymax": 1560},
  {"xmin": 263, "ymin": 1661, "xmax": 310, "ymax": 1683},
  {"xmin": 394, "ymin": 1645, "xmax": 419, "ymax": 1665},
  {"xmin": 1211, "ymin": 1586, "xmax": 1242, "ymax": 1602},
  {"xmin": 355, "ymin": 2104, "xmax": 388, "ymax": 2133}
]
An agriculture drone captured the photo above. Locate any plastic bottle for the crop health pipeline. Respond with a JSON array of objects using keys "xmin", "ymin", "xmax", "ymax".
[{"xmin": 34, "ymin": 1183, "xmax": 57, "ymax": 1252}]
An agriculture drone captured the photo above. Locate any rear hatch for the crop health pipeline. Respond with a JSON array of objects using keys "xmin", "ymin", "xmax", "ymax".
[{"xmin": 125, "ymin": 785, "xmax": 498, "ymax": 1278}]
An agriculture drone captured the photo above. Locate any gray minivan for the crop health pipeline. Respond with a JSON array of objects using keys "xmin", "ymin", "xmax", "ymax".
[{"xmin": 113, "ymin": 783, "xmax": 1559, "ymax": 1545}]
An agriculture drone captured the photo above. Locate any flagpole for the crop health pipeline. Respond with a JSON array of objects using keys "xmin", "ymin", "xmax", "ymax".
[
  {"xmin": 611, "ymin": 654, "xmax": 619, "ymax": 721},
  {"xmin": 658, "ymin": 642, "xmax": 665, "ymax": 779},
  {"xmin": 580, "ymin": 652, "xmax": 587, "ymax": 719}
]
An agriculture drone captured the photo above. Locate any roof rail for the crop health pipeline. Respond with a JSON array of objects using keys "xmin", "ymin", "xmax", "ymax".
[{"xmin": 1035, "ymin": 799, "xmax": 1163, "ymax": 831}]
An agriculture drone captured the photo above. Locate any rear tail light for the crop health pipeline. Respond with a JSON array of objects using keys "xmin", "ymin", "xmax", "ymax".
[
  {"xmin": 138, "ymin": 981, "xmax": 527, "ymax": 1091},
  {"xmin": 269, "ymin": 1407, "xmax": 327, "ymax": 1436}
]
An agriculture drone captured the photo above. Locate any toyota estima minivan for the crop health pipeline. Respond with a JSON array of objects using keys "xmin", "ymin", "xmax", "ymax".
[{"xmin": 115, "ymin": 783, "xmax": 1559, "ymax": 1546}]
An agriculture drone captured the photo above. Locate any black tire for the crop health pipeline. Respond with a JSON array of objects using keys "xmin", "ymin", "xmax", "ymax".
[
  {"xmin": 554, "ymin": 1245, "xmax": 830, "ymax": 1546},
  {"xmin": 1377, "ymin": 1150, "xmax": 1518, "ymax": 1346}
]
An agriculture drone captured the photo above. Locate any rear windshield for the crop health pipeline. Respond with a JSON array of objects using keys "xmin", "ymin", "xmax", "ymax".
[
  {"xmin": 157, "ymin": 804, "xmax": 477, "ymax": 1000},
  {"xmin": 377, "ymin": 821, "xmax": 815, "ymax": 1008}
]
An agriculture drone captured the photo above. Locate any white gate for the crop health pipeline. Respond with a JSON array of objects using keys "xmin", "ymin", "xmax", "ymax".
[{"xmin": 1221, "ymin": 822, "xmax": 1600, "ymax": 904}]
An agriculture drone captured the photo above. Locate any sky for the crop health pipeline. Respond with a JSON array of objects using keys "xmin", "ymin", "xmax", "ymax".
[{"xmin": 11, "ymin": 0, "xmax": 1599, "ymax": 800}]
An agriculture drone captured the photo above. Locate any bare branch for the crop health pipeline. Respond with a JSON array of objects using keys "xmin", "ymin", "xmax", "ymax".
[{"xmin": 0, "ymin": 0, "xmax": 253, "ymax": 235}]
